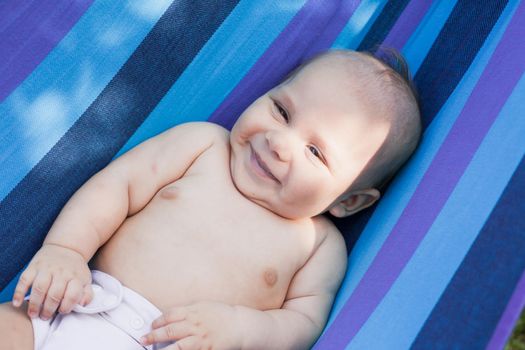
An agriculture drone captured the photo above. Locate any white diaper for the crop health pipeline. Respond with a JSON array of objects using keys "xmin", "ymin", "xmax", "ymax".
[{"xmin": 30, "ymin": 271, "xmax": 172, "ymax": 350}]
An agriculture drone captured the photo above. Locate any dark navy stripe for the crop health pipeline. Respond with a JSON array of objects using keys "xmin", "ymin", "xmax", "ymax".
[
  {"xmin": 411, "ymin": 155, "xmax": 525, "ymax": 349},
  {"xmin": 357, "ymin": 0, "xmax": 411, "ymax": 51},
  {"xmin": 329, "ymin": 203, "xmax": 378, "ymax": 254},
  {"xmin": 0, "ymin": 0, "xmax": 240, "ymax": 290},
  {"xmin": 414, "ymin": 0, "xmax": 509, "ymax": 129}
]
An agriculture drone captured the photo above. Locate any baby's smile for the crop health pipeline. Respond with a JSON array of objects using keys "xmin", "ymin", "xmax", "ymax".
[{"xmin": 250, "ymin": 145, "xmax": 280, "ymax": 184}]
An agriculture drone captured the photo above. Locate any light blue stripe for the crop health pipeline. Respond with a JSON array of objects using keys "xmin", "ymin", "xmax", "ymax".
[
  {"xmin": 332, "ymin": 0, "xmax": 388, "ymax": 50},
  {"xmin": 348, "ymin": 73, "xmax": 525, "ymax": 350},
  {"xmin": 402, "ymin": 0, "xmax": 458, "ymax": 73},
  {"xmin": 324, "ymin": 0, "xmax": 519, "ymax": 331},
  {"xmin": 0, "ymin": 1, "xmax": 171, "ymax": 200},
  {"xmin": 117, "ymin": 0, "xmax": 306, "ymax": 155}
]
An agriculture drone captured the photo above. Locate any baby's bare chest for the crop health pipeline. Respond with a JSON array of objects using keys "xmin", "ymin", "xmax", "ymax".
[
  {"xmin": 146, "ymin": 174, "xmax": 311, "ymax": 256},
  {"xmin": 95, "ymin": 163, "xmax": 319, "ymax": 310}
]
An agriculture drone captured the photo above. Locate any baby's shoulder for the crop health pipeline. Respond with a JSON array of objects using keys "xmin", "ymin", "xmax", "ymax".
[
  {"xmin": 194, "ymin": 122, "xmax": 230, "ymax": 153},
  {"xmin": 311, "ymin": 215, "xmax": 346, "ymax": 251},
  {"xmin": 177, "ymin": 121, "xmax": 229, "ymax": 143},
  {"xmin": 172, "ymin": 122, "xmax": 230, "ymax": 173},
  {"xmin": 162, "ymin": 122, "xmax": 230, "ymax": 159},
  {"xmin": 312, "ymin": 215, "xmax": 341, "ymax": 236}
]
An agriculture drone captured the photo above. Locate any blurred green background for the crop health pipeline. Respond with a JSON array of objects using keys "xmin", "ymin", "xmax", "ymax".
[{"xmin": 506, "ymin": 308, "xmax": 525, "ymax": 350}]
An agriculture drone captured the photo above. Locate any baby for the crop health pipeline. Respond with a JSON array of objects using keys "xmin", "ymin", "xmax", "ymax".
[{"xmin": 1, "ymin": 49, "xmax": 421, "ymax": 350}]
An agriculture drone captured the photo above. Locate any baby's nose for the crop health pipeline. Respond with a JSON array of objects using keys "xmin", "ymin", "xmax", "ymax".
[{"xmin": 266, "ymin": 131, "xmax": 292, "ymax": 162}]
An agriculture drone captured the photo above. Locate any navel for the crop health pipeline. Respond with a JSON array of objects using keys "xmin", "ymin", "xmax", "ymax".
[
  {"xmin": 262, "ymin": 268, "xmax": 278, "ymax": 287},
  {"xmin": 159, "ymin": 186, "xmax": 178, "ymax": 200}
]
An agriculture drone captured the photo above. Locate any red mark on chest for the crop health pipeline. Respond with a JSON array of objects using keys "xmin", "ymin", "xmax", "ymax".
[{"xmin": 151, "ymin": 161, "xmax": 158, "ymax": 175}]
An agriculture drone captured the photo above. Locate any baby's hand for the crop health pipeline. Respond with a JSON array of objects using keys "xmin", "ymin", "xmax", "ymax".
[
  {"xmin": 140, "ymin": 301, "xmax": 242, "ymax": 350},
  {"xmin": 12, "ymin": 244, "xmax": 93, "ymax": 320}
]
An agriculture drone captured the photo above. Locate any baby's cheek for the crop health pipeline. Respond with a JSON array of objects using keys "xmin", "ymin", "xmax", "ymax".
[
  {"xmin": 289, "ymin": 181, "xmax": 331, "ymax": 206},
  {"xmin": 312, "ymin": 181, "xmax": 342, "ymax": 206}
]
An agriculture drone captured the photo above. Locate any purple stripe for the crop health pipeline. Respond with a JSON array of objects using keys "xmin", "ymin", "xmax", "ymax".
[
  {"xmin": 486, "ymin": 270, "xmax": 525, "ymax": 350},
  {"xmin": 0, "ymin": 1, "xmax": 32, "ymax": 33},
  {"xmin": 208, "ymin": 0, "xmax": 360, "ymax": 129},
  {"xmin": 382, "ymin": 0, "xmax": 433, "ymax": 50},
  {"xmin": 0, "ymin": 0, "xmax": 93, "ymax": 102},
  {"xmin": 317, "ymin": 2, "xmax": 525, "ymax": 348},
  {"xmin": 303, "ymin": 0, "xmax": 363, "ymax": 58}
]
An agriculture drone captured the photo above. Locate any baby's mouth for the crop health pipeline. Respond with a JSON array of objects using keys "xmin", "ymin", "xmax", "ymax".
[{"xmin": 250, "ymin": 146, "xmax": 280, "ymax": 183}]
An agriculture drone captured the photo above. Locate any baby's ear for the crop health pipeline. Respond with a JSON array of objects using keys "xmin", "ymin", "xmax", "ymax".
[{"xmin": 328, "ymin": 188, "xmax": 380, "ymax": 218}]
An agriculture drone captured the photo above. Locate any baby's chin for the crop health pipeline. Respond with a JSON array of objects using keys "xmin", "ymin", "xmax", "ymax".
[
  {"xmin": 229, "ymin": 161, "xmax": 320, "ymax": 220},
  {"xmin": 238, "ymin": 187, "xmax": 317, "ymax": 221},
  {"xmin": 230, "ymin": 179, "xmax": 293, "ymax": 219},
  {"xmin": 255, "ymin": 202, "xmax": 307, "ymax": 220}
]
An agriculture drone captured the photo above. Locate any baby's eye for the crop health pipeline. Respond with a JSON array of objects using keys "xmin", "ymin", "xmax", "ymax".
[
  {"xmin": 308, "ymin": 145, "xmax": 322, "ymax": 160},
  {"xmin": 274, "ymin": 101, "xmax": 289, "ymax": 122}
]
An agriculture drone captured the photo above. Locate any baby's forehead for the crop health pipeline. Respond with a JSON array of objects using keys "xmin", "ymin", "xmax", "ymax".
[
  {"xmin": 284, "ymin": 62, "xmax": 382, "ymax": 113},
  {"xmin": 280, "ymin": 53, "xmax": 383, "ymax": 104},
  {"xmin": 300, "ymin": 51, "xmax": 381, "ymax": 80}
]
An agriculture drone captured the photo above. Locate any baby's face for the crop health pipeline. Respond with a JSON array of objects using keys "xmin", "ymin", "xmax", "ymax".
[{"xmin": 229, "ymin": 57, "xmax": 390, "ymax": 219}]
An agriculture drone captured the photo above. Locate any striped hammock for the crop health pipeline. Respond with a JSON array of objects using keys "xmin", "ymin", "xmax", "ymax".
[{"xmin": 1, "ymin": 1, "xmax": 524, "ymax": 349}]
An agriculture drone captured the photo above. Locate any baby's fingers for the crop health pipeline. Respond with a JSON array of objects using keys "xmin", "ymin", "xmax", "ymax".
[
  {"xmin": 41, "ymin": 278, "xmax": 66, "ymax": 320},
  {"xmin": 79, "ymin": 284, "xmax": 94, "ymax": 307},
  {"xmin": 28, "ymin": 272, "xmax": 52, "ymax": 318},
  {"xmin": 164, "ymin": 336, "xmax": 200, "ymax": 350},
  {"xmin": 58, "ymin": 279, "xmax": 84, "ymax": 314},
  {"xmin": 12, "ymin": 269, "xmax": 36, "ymax": 307},
  {"xmin": 141, "ymin": 321, "xmax": 193, "ymax": 345},
  {"xmin": 152, "ymin": 308, "xmax": 187, "ymax": 328}
]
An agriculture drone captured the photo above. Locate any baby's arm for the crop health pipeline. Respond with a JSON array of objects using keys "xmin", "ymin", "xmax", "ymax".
[
  {"xmin": 13, "ymin": 122, "xmax": 225, "ymax": 319},
  {"xmin": 141, "ymin": 218, "xmax": 347, "ymax": 349},
  {"xmin": 236, "ymin": 219, "xmax": 348, "ymax": 349}
]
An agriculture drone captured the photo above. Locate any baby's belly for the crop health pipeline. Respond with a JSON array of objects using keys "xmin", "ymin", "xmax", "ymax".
[{"xmin": 91, "ymin": 211, "xmax": 296, "ymax": 312}]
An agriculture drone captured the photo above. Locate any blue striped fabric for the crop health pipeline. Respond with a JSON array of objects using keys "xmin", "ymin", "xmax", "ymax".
[
  {"xmin": 0, "ymin": 0, "xmax": 94, "ymax": 102},
  {"xmin": 1, "ymin": 1, "xmax": 523, "ymax": 349},
  {"xmin": 0, "ymin": 0, "xmax": 241, "ymax": 289},
  {"xmin": 0, "ymin": 1, "xmax": 168, "ymax": 200}
]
